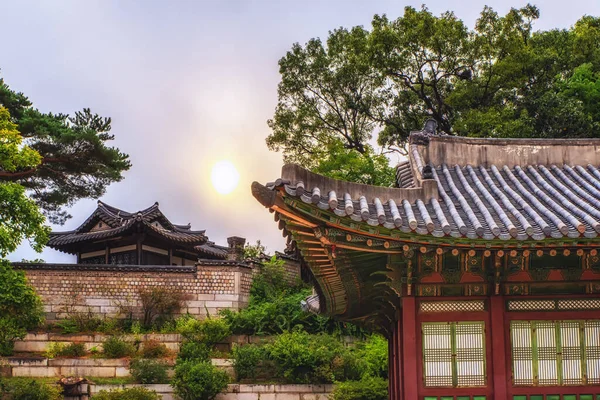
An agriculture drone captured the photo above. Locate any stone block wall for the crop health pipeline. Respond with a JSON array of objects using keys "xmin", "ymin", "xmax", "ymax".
[{"xmin": 14, "ymin": 262, "xmax": 253, "ymax": 321}]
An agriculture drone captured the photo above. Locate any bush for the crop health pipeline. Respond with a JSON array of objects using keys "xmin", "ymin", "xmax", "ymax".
[
  {"xmin": 231, "ymin": 344, "xmax": 265, "ymax": 381},
  {"xmin": 355, "ymin": 335, "xmax": 388, "ymax": 379},
  {"xmin": 0, "ymin": 318, "xmax": 25, "ymax": 356},
  {"xmin": 176, "ymin": 315, "xmax": 230, "ymax": 346},
  {"xmin": 102, "ymin": 336, "xmax": 136, "ymax": 358},
  {"xmin": 266, "ymin": 330, "xmax": 349, "ymax": 383},
  {"xmin": 221, "ymin": 289, "xmax": 365, "ymax": 337},
  {"xmin": 139, "ymin": 287, "xmax": 184, "ymax": 330},
  {"xmin": 140, "ymin": 339, "xmax": 170, "ymax": 358},
  {"xmin": 130, "ymin": 358, "xmax": 170, "ymax": 384},
  {"xmin": 0, "ymin": 261, "xmax": 44, "ymax": 355},
  {"xmin": 172, "ymin": 359, "xmax": 229, "ymax": 400},
  {"xmin": 45, "ymin": 342, "xmax": 87, "ymax": 358},
  {"xmin": 0, "ymin": 378, "xmax": 62, "ymax": 400},
  {"xmin": 331, "ymin": 376, "xmax": 388, "ymax": 400},
  {"xmin": 178, "ymin": 341, "xmax": 211, "ymax": 361},
  {"xmin": 92, "ymin": 387, "xmax": 161, "ymax": 400}
]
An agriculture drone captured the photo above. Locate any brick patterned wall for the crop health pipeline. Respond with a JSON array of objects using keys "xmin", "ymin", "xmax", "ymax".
[{"xmin": 15, "ymin": 263, "xmax": 252, "ymax": 321}]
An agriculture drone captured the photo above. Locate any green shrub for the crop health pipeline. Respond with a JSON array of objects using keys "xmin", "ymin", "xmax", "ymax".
[
  {"xmin": 266, "ymin": 330, "xmax": 348, "ymax": 383},
  {"xmin": 331, "ymin": 376, "xmax": 388, "ymax": 400},
  {"xmin": 139, "ymin": 339, "xmax": 170, "ymax": 358},
  {"xmin": 249, "ymin": 256, "xmax": 289, "ymax": 302},
  {"xmin": 172, "ymin": 359, "xmax": 229, "ymax": 400},
  {"xmin": 231, "ymin": 344, "xmax": 265, "ymax": 381},
  {"xmin": 102, "ymin": 336, "xmax": 136, "ymax": 358},
  {"xmin": 0, "ymin": 261, "xmax": 44, "ymax": 355},
  {"xmin": 55, "ymin": 318, "xmax": 78, "ymax": 334},
  {"xmin": 92, "ymin": 386, "xmax": 161, "ymax": 400},
  {"xmin": 354, "ymin": 335, "xmax": 388, "ymax": 379},
  {"xmin": 178, "ymin": 341, "xmax": 211, "ymax": 361},
  {"xmin": 176, "ymin": 315, "xmax": 230, "ymax": 345},
  {"xmin": 138, "ymin": 287, "xmax": 184, "ymax": 330},
  {"xmin": 97, "ymin": 318, "xmax": 121, "ymax": 334},
  {"xmin": 0, "ymin": 318, "xmax": 25, "ymax": 356},
  {"xmin": 130, "ymin": 358, "xmax": 170, "ymax": 384},
  {"xmin": 0, "ymin": 378, "xmax": 62, "ymax": 400},
  {"xmin": 45, "ymin": 342, "xmax": 87, "ymax": 358}
]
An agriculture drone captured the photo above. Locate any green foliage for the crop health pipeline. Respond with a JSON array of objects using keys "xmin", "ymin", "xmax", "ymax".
[
  {"xmin": 0, "ymin": 378, "xmax": 62, "ymax": 400},
  {"xmin": 129, "ymin": 358, "xmax": 170, "ymax": 384},
  {"xmin": 140, "ymin": 339, "xmax": 170, "ymax": 358},
  {"xmin": 221, "ymin": 259, "xmax": 363, "ymax": 336},
  {"xmin": 54, "ymin": 318, "xmax": 79, "ymax": 334},
  {"xmin": 45, "ymin": 342, "xmax": 86, "ymax": 358},
  {"xmin": 178, "ymin": 341, "xmax": 212, "ymax": 362},
  {"xmin": 0, "ymin": 260, "xmax": 44, "ymax": 356},
  {"xmin": 231, "ymin": 333, "xmax": 387, "ymax": 384},
  {"xmin": 0, "ymin": 318, "xmax": 25, "ymax": 356},
  {"xmin": 268, "ymin": 5, "xmax": 600, "ymax": 184},
  {"xmin": 312, "ymin": 142, "xmax": 395, "ymax": 187},
  {"xmin": 0, "ymin": 107, "xmax": 48, "ymax": 256},
  {"xmin": 331, "ymin": 376, "xmax": 388, "ymax": 400},
  {"xmin": 92, "ymin": 387, "xmax": 161, "ymax": 400},
  {"xmin": 0, "ymin": 78, "xmax": 131, "ymax": 224},
  {"xmin": 249, "ymin": 256, "xmax": 289, "ymax": 302},
  {"xmin": 176, "ymin": 315, "xmax": 230, "ymax": 346},
  {"xmin": 138, "ymin": 287, "xmax": 184, "ymax": 330},
  {"xmin": 243, "ymin": 240, "xmax": 266, "ymax": 259},
  {"xmin": 172, "ymin": 359, "xmax": 230, "ymax": 400},
  {"xmin": 102, "ymin": 336, "xmax": 137, "ymax": 358},
  {"xmin": 231, "ymin": 344, "xmax": 267, "ymax": 381},
  {"xmin": 265, "ymin": 330, "xmax": 354, "ymax": 384},
  {"xmin": 354, "ymin": 335, "xmax": 388, "ymax": 379},
  {"xmin": 267, "ymin": 25, "xmax": 390, "ymax": 185}
]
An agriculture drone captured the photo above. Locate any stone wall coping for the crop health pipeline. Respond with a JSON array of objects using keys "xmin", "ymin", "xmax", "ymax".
[
  {"xmin": 48, "ymin": 358, "xmax": 129, "ymax": 367},
  {"xmin": 13, "ymin": 263, "xmax": 197, "ymax": 273},
  {"xmin": 90, "ymin": 383, "xmax": 334, "ymax": 394}
]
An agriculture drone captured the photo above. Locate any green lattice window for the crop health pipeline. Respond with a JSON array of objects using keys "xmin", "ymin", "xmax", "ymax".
[
  {"xmin": 511, "ymin": 320, "xmax": 600, "ymax": 386},
  {"xmin": 422, "ymin": 321, "xmax": 486, "ymax": 388}
]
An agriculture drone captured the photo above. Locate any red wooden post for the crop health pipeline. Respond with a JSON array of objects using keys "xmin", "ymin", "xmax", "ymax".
[
  {"xmin": 396, "ymin": 318, "xmax": 404, "ymax": 400},
  {"xmin": 402, "ymin": 297, "xmax": 418, "ymax": 399},
  {"xmin": 389, "ymin": 333, "xmax": 396, "ymax": 400},
  {"xmin": 490, "ymin": 296, "xmax": 508, "ymax": 400}
]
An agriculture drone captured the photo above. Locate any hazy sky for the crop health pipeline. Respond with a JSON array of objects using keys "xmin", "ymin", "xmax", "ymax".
[{"xmin": 4, "ymin": 0, "xmax": 600, "ymax": 262}]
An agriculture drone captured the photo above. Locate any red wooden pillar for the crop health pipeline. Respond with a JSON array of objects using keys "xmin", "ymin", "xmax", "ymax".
[
  {"xmin": 395, "ymin": 318, "xmax": 404, "ymax": 400},
  {"xmin": 402, "ymin": 297, "xmax": 418, "ymax": 399},
  {"xmin": 490, "ymin": 296, "xmax": 509, "ymax": 400},
  {"xmin": 389, "ymin": 333, "xmax": 396, "ymax": 400},
  {"xmin": 389, "ymin": 319, "xmax": 404, "ymax": 400}
]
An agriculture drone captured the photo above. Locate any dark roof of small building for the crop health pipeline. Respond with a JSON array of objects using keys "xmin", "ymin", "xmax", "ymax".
[
  {"xmin": 48, "ymin": 201, "xmax": 220, "ymax": 254},
  {"xmin": 256, "ymin": 133, "xmax": 600, "ymax": 242},
  {"xmin": 195, "ymin": 241, "xmax": 229, "ymax": 259}
]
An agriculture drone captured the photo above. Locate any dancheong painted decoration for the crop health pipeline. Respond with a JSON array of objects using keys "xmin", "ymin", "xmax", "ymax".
[{"xmin": 252, "ymin": 121, "xmax": 600, "ymax": 400}]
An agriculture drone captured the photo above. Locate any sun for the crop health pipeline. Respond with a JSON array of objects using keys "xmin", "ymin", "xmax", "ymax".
[{"xmin": 211, "ymin": 160, "xmax": 240, "ymax": 195}]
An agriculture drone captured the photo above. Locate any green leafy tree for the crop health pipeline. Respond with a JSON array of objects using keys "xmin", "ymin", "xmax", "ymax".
[
  {"xmin": 268, "ymin": 5, "xmax": 600, "ymax": 184},
  {"xmin": 266, "ymin": 26, "xmax": 392, "ymax": 185},
  {"xmin": 0, "ymin": 78, "xmax": 131, "ymax": 224},
  {"xmin": 0, "ymin": 106, "xmax": 46, "ymax": 355}
]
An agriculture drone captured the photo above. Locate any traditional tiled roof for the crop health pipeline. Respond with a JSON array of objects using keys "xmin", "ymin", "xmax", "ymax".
[
  {"xmin": 195, "ymin": 242, "xmax": 229, "ymax": 259},
  {"xmin": 48, "ymin": 201, "xmax": 209, "ymax": 253},
  {"xmin": 253, "ymin": 126, "xmax": 600, "ymax": 326},
  {"xmin": 257, "ymin": 133, "xmax": 600, "ymax": 243},
  {"xmin": 395, "ymin": 160, "xmax": 414, "ymax": 188}
]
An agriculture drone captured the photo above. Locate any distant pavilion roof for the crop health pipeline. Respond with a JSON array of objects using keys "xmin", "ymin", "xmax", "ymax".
[{"xmin": 48, "ymin": 201, "xmax": 226, "ymax": 257}]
